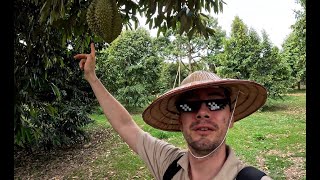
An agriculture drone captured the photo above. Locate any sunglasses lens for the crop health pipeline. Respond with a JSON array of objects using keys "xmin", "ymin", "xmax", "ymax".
[
  {"xmin": 205, "ymin": 99, "xmax": 228, "ymax": 111},
  {"xmin": 176, "ymin": 101, "xmax": 201, "ymax": 112},
  {"xmin": 176, "ymin": 98, "xmax": 230, "ymax": 112}
]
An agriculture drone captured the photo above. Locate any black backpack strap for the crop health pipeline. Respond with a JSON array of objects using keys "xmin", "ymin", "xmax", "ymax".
[
  {"xmin": 236, "ymin": 166, "xmax": 267, "ymax": 180},
  {"xmin": 163, "ymin": 155, "xmax": 183, "ymax": 180},
  {"xmin": 164, "ymin": 157, "xmax": 267, "ymax": 180}
]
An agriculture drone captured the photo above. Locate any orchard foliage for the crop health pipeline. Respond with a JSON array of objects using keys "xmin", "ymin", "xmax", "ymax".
[
  {"xmin": 14, "ymin": 0, "xmax": 97, "ymax": 151},
  {"xmin": 280, "ymin": 0, "xmax": 306, "ymax": 89},
  {"xmin": 14, "ymin": 0, "xmax": 225, "ymax": 150},
  {"xmin": 36, "ymin": 0, "xmax": 226, "ymax": 43},
  {"xmin": 14, "ymin": 0, "xmax": 304, "ymax": 151},
  {"xmin": 97, "ymin": 28, "xmax": 163, "ymax": 111},
  {"xmin": 217, "ymin": 16, "xmax": 293, "ymax": 99}
]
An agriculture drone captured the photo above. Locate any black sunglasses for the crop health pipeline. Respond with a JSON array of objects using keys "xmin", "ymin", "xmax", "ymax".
[{"xmin": 176, "ymin": 98, "xmax": 231, "ymax": 113}]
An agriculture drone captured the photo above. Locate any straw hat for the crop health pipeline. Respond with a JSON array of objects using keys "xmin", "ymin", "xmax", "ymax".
[{"xmin": 142, "ymin": 70, "xmax": 268, "ymax": 132}]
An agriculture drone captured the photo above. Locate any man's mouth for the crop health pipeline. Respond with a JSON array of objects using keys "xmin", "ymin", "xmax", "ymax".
[{"xmin": 193, "ymin": 125, "xmax": 215, "ymax": 132}]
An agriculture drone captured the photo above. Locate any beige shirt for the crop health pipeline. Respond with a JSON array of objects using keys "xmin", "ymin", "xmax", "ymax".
[{"xmin": 137, "ymin": 132, "xmax": 273, "ymax": 180}]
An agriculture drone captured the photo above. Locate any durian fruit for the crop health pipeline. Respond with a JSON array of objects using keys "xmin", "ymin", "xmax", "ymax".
[
  {"xmin": 87, "ymin": 0, "xmax": 101, "ymax": 37},
  {"xmin": 86, "ymin": 0, "xmax": 123, "ymax": 44}
]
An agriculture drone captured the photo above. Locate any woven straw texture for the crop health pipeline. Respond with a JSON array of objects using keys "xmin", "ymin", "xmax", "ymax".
[{"xmin": 142, "ymin": 71, "xmax": 267, "ymax": 131}]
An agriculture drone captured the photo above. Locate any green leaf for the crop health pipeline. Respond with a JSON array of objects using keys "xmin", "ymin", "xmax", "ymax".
[{"xmin": 50, "ymin": 83, "xmax": 62, "ymax": 101}]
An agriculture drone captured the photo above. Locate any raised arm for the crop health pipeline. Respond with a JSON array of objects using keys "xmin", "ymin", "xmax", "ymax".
[{"xmin": 74, "ymin": 42, "xmax": 143, "ymax": 153}]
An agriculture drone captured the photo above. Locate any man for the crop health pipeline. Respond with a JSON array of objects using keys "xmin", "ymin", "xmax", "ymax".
[{"xmin": 74, "ymin": 43, "xmax": 273, "ymax": 180}]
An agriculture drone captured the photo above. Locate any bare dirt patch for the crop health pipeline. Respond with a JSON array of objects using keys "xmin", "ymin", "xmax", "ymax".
[
  {"xmin": 14, "ymin": 128, "xmax": 113, "ymax": 180},
  {"xmin": 264, "ymin": 149, "xmax": 305, "ymax": 180},
  {"xmin": 287, "ymin": 93, "xmax": 305, "ymax": 97},
  {"xmin": 284, "ymin": 156, "xmax": 305, "ymax": 180}
]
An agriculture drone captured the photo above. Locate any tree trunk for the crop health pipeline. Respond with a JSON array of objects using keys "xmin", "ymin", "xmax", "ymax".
[{"xmin": 187, "ymin": 43, "xmax": 193, "ymax": 73}]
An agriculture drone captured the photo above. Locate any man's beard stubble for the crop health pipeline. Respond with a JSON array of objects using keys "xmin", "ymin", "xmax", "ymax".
[{"xmin": 183, "ymin": 119, "xmax": 228, "ymax": 156}]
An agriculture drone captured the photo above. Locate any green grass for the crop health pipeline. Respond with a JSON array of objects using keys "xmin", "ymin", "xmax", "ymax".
[{"xmin": 79, "ymin": 90, "xmax": 306, "ymax": 180}]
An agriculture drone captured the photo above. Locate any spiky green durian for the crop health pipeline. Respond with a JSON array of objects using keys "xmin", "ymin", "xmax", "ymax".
[{"xmin": 86, "ymin": 0, "xmax": 123, "ymax": 43}]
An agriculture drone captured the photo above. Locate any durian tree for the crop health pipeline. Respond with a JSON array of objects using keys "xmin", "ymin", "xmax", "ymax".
[
  {"xmin": 14, "ymin": 0, "xmax": 98, "ymax": 151},
  {"xmin": 217, "ymin": 16, "xmax": 293, "ymax": 100},
  {"xmin": 14, "ymin": 0, "xmax": 226, "ymax": 150},
  {"xmin": 280, "ymin": 0, "xmax": 306, "ymax": 89},
  {"xmin": 37, "ymin": 0, "xmax": 226, "ymax": 44},
  {"xmin": 97, "ymin": 28, "xmax": 163, "ymax": 111}
]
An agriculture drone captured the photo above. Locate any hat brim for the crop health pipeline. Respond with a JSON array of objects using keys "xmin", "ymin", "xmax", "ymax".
[{"xmin": 142, "ymin": 79, "xmax": 268, "ymax": 131}]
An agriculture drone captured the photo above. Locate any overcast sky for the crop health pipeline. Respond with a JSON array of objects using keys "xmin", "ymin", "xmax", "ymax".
[
  {"xmin": 141, "ymin": 0, "xmax": 302, "ymax": 49},
  {"xmin": 213, "ymin": 0, "xmax": 302, "ymax": 48}
]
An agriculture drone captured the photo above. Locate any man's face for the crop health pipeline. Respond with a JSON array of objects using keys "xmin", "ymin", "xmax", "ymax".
[{"xmin": 178, "ymin": 87, "xmax": 233, "ymax": 156}]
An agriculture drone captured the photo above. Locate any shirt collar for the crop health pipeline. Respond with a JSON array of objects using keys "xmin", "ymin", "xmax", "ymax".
[{"xmin": 176, "ymin": 146, "xmax": 244, "ymax": 179}]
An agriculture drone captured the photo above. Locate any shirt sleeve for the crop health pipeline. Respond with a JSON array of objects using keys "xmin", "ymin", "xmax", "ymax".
[{"xmin": 136, "ymin": 132, "xmax": 183, "ymax": 180}]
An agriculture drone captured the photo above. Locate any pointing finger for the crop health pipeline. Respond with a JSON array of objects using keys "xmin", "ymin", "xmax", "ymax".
[
  {"xmin": 90, "ymin": 43, "xmax": 95, "ymax": 57},
  {"xmin": 74, "ymin": 54, "xmax": 88, "ymax": 60}
]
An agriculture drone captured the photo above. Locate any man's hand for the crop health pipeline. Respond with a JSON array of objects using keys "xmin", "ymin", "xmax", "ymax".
[{"xmin": 74, "ymin": 42, "xmax": 97, "ymax": 82}]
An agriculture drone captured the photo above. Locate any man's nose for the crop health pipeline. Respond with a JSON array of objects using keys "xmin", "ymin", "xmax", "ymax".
[{"xmin": 196, "ymin": 102, "xmax": 210, "ymax": 119}]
